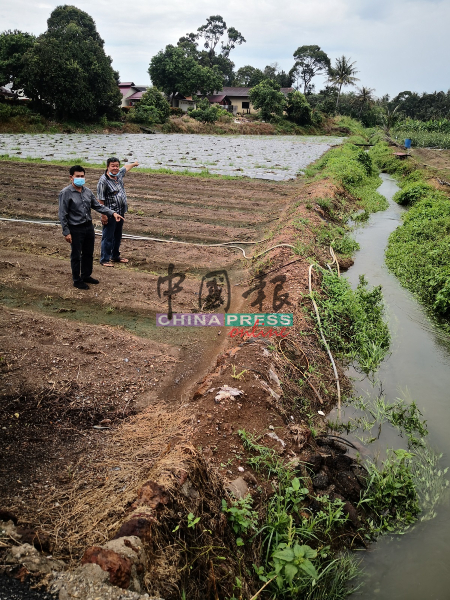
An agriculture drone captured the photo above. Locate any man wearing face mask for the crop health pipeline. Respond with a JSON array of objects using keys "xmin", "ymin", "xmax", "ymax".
[
  {"xmin": 59, "ymin": 165, "xmax": 124, "ymax": 290},
  {"xmin": 98, "ymin": 157, "xmax": 139, "ymax": 267}
]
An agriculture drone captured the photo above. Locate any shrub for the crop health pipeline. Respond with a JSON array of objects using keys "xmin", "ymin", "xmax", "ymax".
[
  {"xmin": 0, "ymin": 103, "xmax": 12, "ymax": 122},
  {"xmin": 249, "ymin": 79, "xmax": 286, "ymax": 122},
  {"xmin": 170, "ymin": 106, "xmax": 183, "ymax": 116},
  {"xmin": 355, "ymin": 148, "xmax": 373, "ymax": 175},
  {"xmin": 393, "ymin": 182, "xmax": 434, "ymax": 206},
  {"xmin": 0, "ymin": 102, "xmax": 33, "ymax": 122},
  {"xmin": 361, "ymin": 449, "xmax": 420, "ymax": 533},
  {"xmin": 188, "ymin": 97, "xmax": 228, "ymax": 124},
  {"xmin": 286, "ymin": 91, "xmax": 312, "ymax": 125},
  {"xmin": 127, "ymin": 87, "xmax": 170, "ymax": 124}
]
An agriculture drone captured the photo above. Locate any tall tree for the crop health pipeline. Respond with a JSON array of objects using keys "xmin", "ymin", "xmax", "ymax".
[
  {"xmin": 149, "ymin": 45, "xmax": 223, "ymax": 104},
  {"xmin": 0, "ymin": 30, "xmax": 35, "ymax": 94},
  {"xmin": 328, "ymin": 55, "xmax": 359, "ymax": 108},
  {"xmin": 196, "ymin": 16, "xmax": 245, "ymax": 60},
  {"xmin": 234, "ymin": 65, "xmax": 265, "ymax": 87},
  {"xmin": 177, "ymin": 16, "xmax": 245, "ymax": 85},
  {"xmin": 290, "ymin": 45, "xmax": 330, "ymax": 95},
  {"xmin": 22, "ymin": 6, "xmax": 121, "ymax": 120},
  {"xmin": 355, "ymin": 86, "xmax": 375, "ymax": 117},
  {"xmin": 263, "ymin": 63, "xmax": 293, "ymax": 88}
]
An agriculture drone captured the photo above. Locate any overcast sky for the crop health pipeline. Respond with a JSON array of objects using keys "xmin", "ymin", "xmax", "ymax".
[{"xmin": 3, "ymin": 0, "xmax": 449, "ymax": 97}]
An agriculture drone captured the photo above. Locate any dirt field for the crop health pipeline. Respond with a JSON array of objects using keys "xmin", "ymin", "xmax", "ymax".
[
  {"xmin": 412, "ymin": 147, "xmax": 450, "ymax": 182},
  {"xmin": 0, "ymin": 157, "xmax": 353, "ymax": 597}
]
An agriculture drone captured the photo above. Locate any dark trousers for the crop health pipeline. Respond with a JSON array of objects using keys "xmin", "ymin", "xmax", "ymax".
[
  {"xmin": 69, "ymin": 222, "xmax": 95, "ymax": 282},
  {"xmin": 101, "ymin": 214, "xmax": 124, "ymax": 263}
]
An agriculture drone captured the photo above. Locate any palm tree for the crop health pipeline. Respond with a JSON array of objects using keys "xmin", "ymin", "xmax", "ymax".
[
  {"xmin": 328, "ymin": 56, "xmax": 360, "ymax": 109},
  {"xmin": 355, "ymin": 86, "xmax": 375, "ymax": 117},
  {"xmin": 380, "ymin": 103, "xmax": 401, "ymax": 135}
]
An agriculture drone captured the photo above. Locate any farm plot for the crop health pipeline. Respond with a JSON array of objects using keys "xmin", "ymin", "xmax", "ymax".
[
  {"xmin": 0, "ymin": 136, "xmax": 347, "ymax": 595},
  {"xmin": 0, "ymin": 133, "xmax": 343, "ymax": 180},
  {"xmin": 0, "ymin": 160, "xmax": 304, "ymax": 523}
]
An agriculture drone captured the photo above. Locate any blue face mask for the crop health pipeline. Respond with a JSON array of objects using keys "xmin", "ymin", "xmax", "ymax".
[
  {"xmin": 73, "ymin": 177, "xmax": 85, "ymax": 187},
  {"xmin": 108, "ymin": 171, "xmax": 118, "ymax": 178}
]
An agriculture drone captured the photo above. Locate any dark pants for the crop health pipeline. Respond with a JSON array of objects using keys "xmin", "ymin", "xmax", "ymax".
[
  {"xmin": 101, "ymin": 214, "xmax": 123, "ymax": 263},
  {"xmin": 69, "ymin": 222, "xmax": 95, "ymax": 282}
]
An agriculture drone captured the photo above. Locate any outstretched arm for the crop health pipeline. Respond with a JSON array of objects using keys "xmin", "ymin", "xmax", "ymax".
[{"xmin": 124, "ymin": 161, "xmax": 139, "ymax": 173}]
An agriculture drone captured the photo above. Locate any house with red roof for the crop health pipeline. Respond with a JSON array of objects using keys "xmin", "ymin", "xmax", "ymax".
[{"xmin": 119, "ymin": 82, "xmax": 148, "ymax": 107}]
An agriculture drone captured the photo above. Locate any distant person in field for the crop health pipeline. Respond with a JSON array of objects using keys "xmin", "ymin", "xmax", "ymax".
[
  {"xmin": 97, "ymin": 157, "xmax": 139, "ymax": 267},
  {"xmin": 58, "ymin": 165, "xmax": 124, "ymax": 290}
]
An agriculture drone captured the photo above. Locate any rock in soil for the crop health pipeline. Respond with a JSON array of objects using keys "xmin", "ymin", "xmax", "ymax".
[
  {"xmin": 312, "ymin": 472, "xmax": 329, "ymax": 490},
  {"xmin": 226, "ymin": 476, "xmax": 249, "ymax": 499}
]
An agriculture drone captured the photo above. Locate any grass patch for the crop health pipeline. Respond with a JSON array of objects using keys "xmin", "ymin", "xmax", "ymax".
[
  {"xmin": 385, "ymin": 188, "xmax": 450, "ymax": 321},
  {"xmin": 392, "ymin": 181, "xmax": 435, "ymax": 206},
  {"xmin": 305, "ymin": 142, "xmax": 387, "ymax": 214},
  {"xmin": 366, "ymin": 141, "xmax": 450, "ymax": 325},
  {"xmin": 312, "ymin": 271, "xmax": 390, "ymax": 373},
  {"xmin": 331, "ymin": 392, "xmax": 448, "ymax": 532},
  {"xmin": 368, "ymin": 142, "xmax": 416, "ymax": 177}
]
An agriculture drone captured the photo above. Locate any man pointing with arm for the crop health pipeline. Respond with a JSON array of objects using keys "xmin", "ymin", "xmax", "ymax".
[
  {"xmin": 98, "ymin": 157, "xmax": 139, "ymax": 267},
  {"xmin": 59, "ymin": 165, "xmax": 123, "ymax": 290}
]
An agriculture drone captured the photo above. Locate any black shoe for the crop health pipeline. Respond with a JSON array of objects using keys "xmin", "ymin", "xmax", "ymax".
[
  {"xmin": 83, "ymin": 277, "xmax": 99, "ymax": 284},
  {"xmin": 74, "ymin": 281, "xmax": 89, "ymax": 290}
]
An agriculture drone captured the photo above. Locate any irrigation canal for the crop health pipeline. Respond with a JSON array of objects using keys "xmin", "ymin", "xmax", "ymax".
[{"xmin": 340, "ymin": 174, "xmax": 450, "ymax": 599}]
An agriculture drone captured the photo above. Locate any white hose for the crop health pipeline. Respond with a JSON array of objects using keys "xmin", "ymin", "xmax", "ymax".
[
  {"xmin": 0, "ymin": 216, "xmax": 260, "ymax": 258},
  {"xmin": 252, "ymin": 243, "xmax": 296, "ymax": 259},
  {"xmin": 308, "ymin": 263, "xmax": 341, "ymax": 412}
]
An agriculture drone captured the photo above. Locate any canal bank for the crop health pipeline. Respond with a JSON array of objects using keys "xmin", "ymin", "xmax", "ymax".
[{"xmin": 342, "ymin": 173, "xmax": 450, "ymax": 599}]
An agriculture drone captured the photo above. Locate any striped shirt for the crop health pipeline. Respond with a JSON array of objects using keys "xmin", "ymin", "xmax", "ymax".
[{"xmin": 97, "ymin": 166, "xmax": 128, "ymax": 214}]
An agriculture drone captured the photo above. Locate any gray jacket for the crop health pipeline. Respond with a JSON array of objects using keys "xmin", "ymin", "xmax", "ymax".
[{"xmin": 58, "ymin": 184, "xmax": 113, "ymax": 236}]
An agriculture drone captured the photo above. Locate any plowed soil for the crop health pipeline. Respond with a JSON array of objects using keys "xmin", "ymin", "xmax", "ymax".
[{"xmin": 0, "ymin": 158, "xmax": 346, "ymax": 567}]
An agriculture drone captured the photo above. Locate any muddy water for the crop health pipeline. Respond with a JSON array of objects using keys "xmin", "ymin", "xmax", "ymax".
[{"xmin": 343, "ymin": 174, "xmax": 450, "ymax": 599}]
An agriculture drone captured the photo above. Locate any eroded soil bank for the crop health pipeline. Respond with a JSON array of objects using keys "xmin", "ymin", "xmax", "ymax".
[{"xmin": 0, "ymin": 150, "xmax": 377, "ymax": 599}]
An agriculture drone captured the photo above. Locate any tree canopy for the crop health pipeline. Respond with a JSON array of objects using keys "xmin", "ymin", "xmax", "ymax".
[
  {"xmin": 328, "ymin": 55, "xmax": 359, "ymax": 108},
  {"xmin": 290, "ymin": 45, "xmax": 330, "ymax": 94},
  {"xmin": 234, "ymin": 65, "xmax": 265, "ymax": 87},
  {"xmin": 234, "ymin": 63, "xmax": 292, "ymax": 88},
  {"xmin": 248, "ymin": 79, "xmax": 286, "ymax": 121},
  {"xmin": 262, "ymin": 63, "xmax": 293, "ymax": 88},
  {"xmin": 21, "ymin": 5, "xmax": 121, "ymax": 121},
  {"xmin": 177, "ymin": 15, "xmax": 245, "ymax": 85},
  {"xmin": 0, "ymin": 30, "xmax": 35, "ymax": 94},
  {"xmin": 149, "ymin": 45, "xmax": 223, "ymax": 103}
]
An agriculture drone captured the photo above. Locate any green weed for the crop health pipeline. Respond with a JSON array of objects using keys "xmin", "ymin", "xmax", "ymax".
[
  {"xmin": 385, "ymin": 188, "xmax": 450, "ymax": 319},
  {"xmin": 393, "ymin": 182, "xmax": 434, "ymax": 206},
  {"xmin": 222, "ymin": 496, "xmax": 258, "ymax": 543},
  {"xmin": 312, "ymin": 271, "xmax": 390, "ymax": 373},
  {"xmin": 231, "ymin": 365, "xmax": 248, "ymax": 380},
  {"xmin": 359, "ymin": 449, "xmax": 420, "ymax": 534}
]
